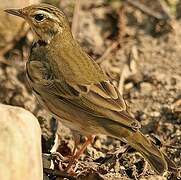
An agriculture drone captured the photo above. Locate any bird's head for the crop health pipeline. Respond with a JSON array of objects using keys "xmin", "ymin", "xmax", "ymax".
[{"xmin": 5, "ymin": 4, "xmax": 72, "ymax": 44}]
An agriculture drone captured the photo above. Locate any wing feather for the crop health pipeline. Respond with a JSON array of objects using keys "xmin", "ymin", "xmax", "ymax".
[
  {"xmin": 27, "ymin": 55, "xmax": 140, "ymax": 131},
  {"xmin": 35, "ymin": 79, "xmax": 141, "ymax": 131}
]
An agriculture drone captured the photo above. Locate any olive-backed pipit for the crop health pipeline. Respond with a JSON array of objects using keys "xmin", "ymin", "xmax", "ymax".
[{"xmin": 5, "ymin": 4, "xmax": 175, "ymax": 174}]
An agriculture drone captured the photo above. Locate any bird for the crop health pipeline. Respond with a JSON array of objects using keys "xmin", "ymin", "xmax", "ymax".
[{"xmin": 5, "ymin": 3, "xmax": 171, "ymax": 174}]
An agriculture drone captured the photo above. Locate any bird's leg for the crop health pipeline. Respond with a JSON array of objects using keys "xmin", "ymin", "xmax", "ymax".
[{"xmin": 65, "ymin": 135, "xmax": 95, "ymax": 173}]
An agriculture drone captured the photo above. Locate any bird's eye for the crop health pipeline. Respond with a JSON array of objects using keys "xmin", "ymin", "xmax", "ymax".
[{"xmin": 34, "ymin": 14, "xmax": 45, "ymax": 22}]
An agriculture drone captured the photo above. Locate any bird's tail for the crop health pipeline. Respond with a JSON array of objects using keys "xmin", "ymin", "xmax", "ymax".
[
  {"xmin": 103, "ymin": 120, "xmax": 168, "ymax": 174},
  {"xmin": 125, "ymin": 131, "xmax": 167, "ymax": 174}
]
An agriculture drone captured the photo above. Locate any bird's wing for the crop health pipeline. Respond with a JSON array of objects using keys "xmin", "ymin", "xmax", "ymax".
[
  {"xmin": 27, "ymin": 59, "xmax": 140, "ymax": 131},
  {"xmin": 70, "ymin": 81, "xmax": 141, "ymax": 131},
  {"xmin": 37, "ymin": 78, "xmax": 141, "ymax": 131}
]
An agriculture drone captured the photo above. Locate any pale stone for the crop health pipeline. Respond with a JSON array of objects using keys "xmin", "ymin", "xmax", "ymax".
[{"xmin": 0, "ymin": 104, "xmax": 43, "ymax": 180}]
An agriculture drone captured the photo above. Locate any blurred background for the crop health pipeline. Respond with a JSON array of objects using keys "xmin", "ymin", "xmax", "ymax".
[{"xmin": 0, "ymin": 0, "xmax": 180, "ymax": 179}]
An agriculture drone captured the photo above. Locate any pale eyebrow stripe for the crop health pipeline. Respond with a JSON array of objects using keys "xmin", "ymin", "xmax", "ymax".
[{"xmin": 34, "ymin": 10, "xmax": 60, "ymax": 22}]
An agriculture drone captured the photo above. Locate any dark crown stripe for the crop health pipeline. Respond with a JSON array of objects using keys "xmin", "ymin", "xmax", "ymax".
[{"xmin": 36, "ymin": 5, "xmax": 64, "ymax": 17}]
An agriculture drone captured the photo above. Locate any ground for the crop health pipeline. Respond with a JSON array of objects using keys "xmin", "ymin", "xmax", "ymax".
[{"xmin": 0, "ymin": 0, "xmax": 180, "ymax": 179}]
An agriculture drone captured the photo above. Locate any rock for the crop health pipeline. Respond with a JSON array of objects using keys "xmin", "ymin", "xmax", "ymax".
[
  {"xmin": 125, "ymin": 82, "xmax": 134, "ymax": 90},
  {"xmin": 171, "ymin": 98, "xmax": 181, "ymax": 112},
  {"xmin": 140, "ymin": 82, "xmax": 153, "ymax": 94},
  {"xmin": 0, "ymin": 104, "xmax": 42, "ymax": 180},
  {"xmin": 150, "ymin": 111, "xmax": 160, "ymax": 117}
]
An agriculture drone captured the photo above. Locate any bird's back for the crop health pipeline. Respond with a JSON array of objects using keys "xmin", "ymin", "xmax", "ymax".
[{"xmin": 47, "ymin": 33, "xmax": 107, "ymax": 85}]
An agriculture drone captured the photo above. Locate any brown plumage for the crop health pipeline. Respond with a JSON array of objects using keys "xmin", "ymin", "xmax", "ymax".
[{"xmin": 5, "ymin": 4, "xmax": 175, "ymax": 174}]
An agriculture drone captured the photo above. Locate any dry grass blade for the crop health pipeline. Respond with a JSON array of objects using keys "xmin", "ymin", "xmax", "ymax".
[
  {"xmin": 71, "ymin": 0, "xmax": 81, "ymax": 38},
  {"xmin": 97, "ymin": 3, "xmax": 126, "ymax": 64},
  {"xmin": 118, "ymin": 2, "xmax": 126, "ymax": 45},
  {"xmin": 171, "ymin": 98, "xmax": 181, "ymax": 112},
  {"xmin": 118, "ymin": 46, "xmax": 138, "ymax": 94},
  {"xmin": 125, "ymin": 0, "xmax": 170, "ymax": 20}
]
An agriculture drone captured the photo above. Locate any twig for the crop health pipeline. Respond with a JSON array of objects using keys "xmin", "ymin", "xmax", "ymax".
[
  {"xmin": 0, "ymin": 43, "xmax": 15, "ymax": 57},
  {"xmin": 158, "ymin": 0, "xmax": 173, "ymax": 20},
  {"xmin": 43, "ymin": 168, "xmax": 76, "ymax": 179},
  {"xmin": 118, "ymin": 64, "xmax": 129, "ymax": 95},
  {"xmin": 125, "ymin": 0, "xmax": 170, "ymax": 20},
  {"xmin": 164, "ymin": 145, "xmax": 181, "ymax": 149},
  {"xmin": 118, "ymin": 46, "xmax": 138, "ymax": 95},
  {"xmin": 97, "ymin": 3, "xmax": 126, "ymax": 64},
  {"xmin": 0, "ymin": 56, "xmax": 23, "ymax": 68},
  {"xmin": 118, "ymin": 2, "xmax": 126, "ymax": 45},
  {"xmin": 138, "ymin": 161, "xmax": 148, "ymax": 177},
  {"xmin": 0, "ymin": 57, "xmax": 13, "ymax": 66},
  {"xmin": 71, "ymin": 0, "xmax": 81, "ymax": 38},
  {"xmin": 171, "ymin": 98, "xmax": 181, "ymax": 112},
  {"xmin": 96, "ymin": 41, "xmax": 119, "ymax": 64}
]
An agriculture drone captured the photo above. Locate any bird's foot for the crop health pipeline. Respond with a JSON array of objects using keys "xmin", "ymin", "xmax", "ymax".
[
  {"xmin": 51, "ymin": 135, "xmax": 95, "ymax": 175},
  {"xmin": 65, "ymin": 135, "xmax": 95, "ymax": 173}
]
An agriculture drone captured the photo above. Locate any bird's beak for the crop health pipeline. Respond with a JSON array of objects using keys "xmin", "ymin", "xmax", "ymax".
[{"xmin": 4, "ymin": 8, "xmax": 25, "ymax": 18}]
